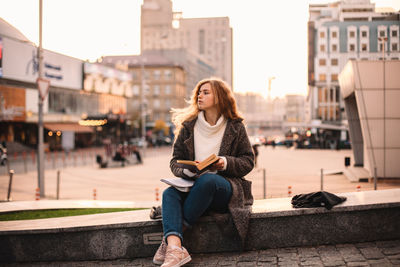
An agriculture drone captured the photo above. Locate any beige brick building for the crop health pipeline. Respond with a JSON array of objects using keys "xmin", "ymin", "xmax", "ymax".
[{"xmin": 101, "ymin": 54, "xmax": 186, "ymax": 124}]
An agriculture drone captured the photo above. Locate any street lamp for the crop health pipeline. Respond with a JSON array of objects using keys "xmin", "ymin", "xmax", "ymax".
[
  {"xmin": 377, "ymin": 36, "xmax": 388, "ymax": 187},
  {"xmin": 37, "ymin": 0, "xmax": 46, "ymax": 197},
  {"xmin": 140, "ymin": 57, "xmax": 147, "ymax": 154}
]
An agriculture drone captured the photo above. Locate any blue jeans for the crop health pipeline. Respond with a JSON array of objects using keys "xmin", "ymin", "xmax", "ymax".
[{"xmin": 162, "ymin": 173, "xmax": 232, "ymax": 242}]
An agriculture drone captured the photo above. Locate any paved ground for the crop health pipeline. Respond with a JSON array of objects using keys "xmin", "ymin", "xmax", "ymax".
[
  {"xmin": 1, "ymin": 146, "xmax": 400, "ymax": 203},
  {"xmin": 6, "ymin": 239, "xmax": 400, "ymax": 266},
  {"xmin": 2, "ymin": 147, "xmax": 400, "ymax": 266}
]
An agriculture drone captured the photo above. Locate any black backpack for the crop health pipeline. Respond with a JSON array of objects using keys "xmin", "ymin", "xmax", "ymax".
[{"xmin": 291, "ymin": 191, "xmax": 347, "ymax": 210}]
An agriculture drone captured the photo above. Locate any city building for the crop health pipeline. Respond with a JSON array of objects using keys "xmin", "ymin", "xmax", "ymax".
[
  {"xmin": 141, "ymin": 0, "xmax": 233, "ymax": 92},
  {"xmin": 285, "ymin": 94, "xmax": 306, "ymax": 123},
  {"xmin": 234, "ymin": 92, "xmax": 285, "ymax": 136},
  {"xmin": 308, "ymin": 0, "xmax": 400, "ymax": 125},
  {"xmin": 100, "ymin": 53, "xmax": 187, "ymax": 124},
  {"xmin": 139, "ymin": 49, "xmax": 215, "ymax": 99},
  {"xmin": 0, "ymin": 18, "xmax": 136, "ymax": 151}
]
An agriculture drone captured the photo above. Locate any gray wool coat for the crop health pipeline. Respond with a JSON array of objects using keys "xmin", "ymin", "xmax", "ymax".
[{"xmin": 170, "ymin": 117, "xmax": 255, "ymax": 244}]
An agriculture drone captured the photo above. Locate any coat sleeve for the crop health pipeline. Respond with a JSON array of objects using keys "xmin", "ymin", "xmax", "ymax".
[
  {"xmin": 219, "ymin": 122, "xmax": 254, "ymax": 178},
  {"xmin": 170, "ymin": 127, "xmax": 191, "ymax": 179}
]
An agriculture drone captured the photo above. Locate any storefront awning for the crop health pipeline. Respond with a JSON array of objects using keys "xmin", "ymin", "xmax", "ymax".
[{"xmin": 44, "ymin": 123, "xmax": 94, "ymax": 133}]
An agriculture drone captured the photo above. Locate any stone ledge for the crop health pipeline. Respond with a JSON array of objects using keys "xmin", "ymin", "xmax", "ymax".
[{"xmin": 0, "ymin": 189, "xmax": 399, "ymax": 263}]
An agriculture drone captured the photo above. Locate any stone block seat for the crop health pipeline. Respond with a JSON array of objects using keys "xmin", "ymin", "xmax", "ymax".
[{"xmin": 0, "ymin": 189, "xmax": 399, "ymax": 263}]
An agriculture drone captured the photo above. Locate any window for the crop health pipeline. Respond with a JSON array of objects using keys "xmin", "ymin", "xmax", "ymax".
[
  {"xmin": 133, "ymin": 99, "xmax": 140, "ymax": 108},
  {"xmin": 392, "ymin": 43, "xmax": 398, "ymax": 52},
  {"xmin": 318, "ymin": 107, "xmax": 324, "ymax": 120},
  {"xmin": 154, "ymin": 70, "xmax": 161, "ymax": 80},
  {"xmin": 199, "ymin": 29, "xmax": 205, "ymax": 54},
  {"xmin": 349, "ymin": 31, "xmax": 355, "ymax": 38},
  {"xmin": 361, "ymin": 43, "xmax": 368, "ymax": 51},
  {"xmin": 153, "ymin": 85, "xmax": 160, "ymax": 96},
  {"xmin": 319, "ymin": 59, "xmax": 326, "ymax": 66},
  {"xmin": 319, "ymin": 74, "xmax": 326, "ymax": 81},
  {"xmin": 153, "ymin": 99, "xmax": 160, "ymax": 109},
  {"xmin": 144, "ymin": 84, "xmax": 150, "ymax": 95},
  {"xmin": 361, "ymin": 31, "xmax": 367, "ymax": 37},
  {"xmin": 332, "ymin": 44, "xmax": 337, "ymax": 52},
  {"xmin": 165, "ymin": 99, "xmax": 171, "ymax": 109},
  {"xmin": 165, "ymin": 85, "xmax": 171, "ymax": 95},
  {"xmin": 331, "ymin": 58, "xmax": 338, "ymax": 66},
  {"xmin": 379, "ymin": 30, "xmax": 386, "ymax": 37},
  {"xmin": 132, "ymin": 85, "xmax": 140, "ymax": 96},
  {"xmin": 320, "ymin": 32, "xmax": 325, "ymax": 38},
  {"xmin": 330, "ymin": 88, "xmax": 334, "ymax": 100},
  {"xmin": 331, "ymin": 31, "xmax": 337, "ymax": 38},
  {"xmin": 392, "ymin": 30, "xmax": 398, "ymax": 37},
  {"xmin": 331, "ymin": 74, "xmax": 338, "ymax": 81},
  {"xmin": 164, "ymin": 70, "xmax": 172, "ymax": 80},
  {"xmin": 318, "ymin": 88, "xmax": 324, "ymax": 102},
  {"xmin": 131, "ymin": 71, "xmax": 138, "ymax": 80},
  {"xmin": 335, "ymin": 87, "xmax": 340, "ymax": 100},
  {"xmin": 320, "ymin": 45, "xmax": 325, "ymax": 52},
  {"xmin": 144, "ymin": 70, "xmax": 150, "ymax": 80},
  {"xmin": 349, "ymin": 44, "xmax": 355, "ymax": 52}
]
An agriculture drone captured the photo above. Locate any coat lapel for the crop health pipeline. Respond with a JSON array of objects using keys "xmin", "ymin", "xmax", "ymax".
[
  {"xmin": 218, "ymin": 119, "xmax": 238, "ymax": 156},
  {"xmin": 183, "ymin": 119, "xmax": 196, "ymax": 160}
]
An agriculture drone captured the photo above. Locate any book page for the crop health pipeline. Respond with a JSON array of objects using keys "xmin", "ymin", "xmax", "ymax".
[{"xmin": 161, "ymin": 178, "xmax": 195, "ymax": 188}]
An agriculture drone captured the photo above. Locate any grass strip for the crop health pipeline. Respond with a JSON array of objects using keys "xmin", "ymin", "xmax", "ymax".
[{"xmin": 0, "ymin": 208, "xmax": 142, "ymax": 221}]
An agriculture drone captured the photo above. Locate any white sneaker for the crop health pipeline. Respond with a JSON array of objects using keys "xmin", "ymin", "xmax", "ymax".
[
  {"xmin": 161, "ymin": 245, "xmax": 191, "ymax": 267},
  {"xmin": 153, "ymin": 238, "xmax": 167, "ymax": 265}
]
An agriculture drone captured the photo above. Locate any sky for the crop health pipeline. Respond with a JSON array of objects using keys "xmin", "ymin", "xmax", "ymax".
[{"xmin": 0, "ymin": 0, "xmax": 399, "ymax": 98}]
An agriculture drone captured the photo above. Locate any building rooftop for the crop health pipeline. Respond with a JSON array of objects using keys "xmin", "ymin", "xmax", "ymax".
[
  {"xmin": 0, "ymin": 17, "xmax": 31, "ymax": 43},
  {"xmin": 100, "ymin": 51, "xmax": 184, "ymax": 69}
]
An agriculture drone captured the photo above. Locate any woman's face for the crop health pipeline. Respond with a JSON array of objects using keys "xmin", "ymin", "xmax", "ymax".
[{"xmin": 197, "ymin": 82, "xmax": 216, "ymax": 111}]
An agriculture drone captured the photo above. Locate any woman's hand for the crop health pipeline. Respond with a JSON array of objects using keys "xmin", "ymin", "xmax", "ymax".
[{"xmin": 210, "ymin": 158, "xmax": 224, "ymax": 171}]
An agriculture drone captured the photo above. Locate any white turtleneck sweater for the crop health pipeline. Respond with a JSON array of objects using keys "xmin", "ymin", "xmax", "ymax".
[{"xmin": 183, "ymin": 111, "xmax": 227, "ymax": 177}]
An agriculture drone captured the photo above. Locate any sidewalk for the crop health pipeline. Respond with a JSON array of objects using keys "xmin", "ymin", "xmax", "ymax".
[
  {"xmin": 1, "ymin": 147, "xmax": 400, "ymax": 203},
  {"xmin": 6, "ymin": 239, "xmax": 400, "ymax": 266}
]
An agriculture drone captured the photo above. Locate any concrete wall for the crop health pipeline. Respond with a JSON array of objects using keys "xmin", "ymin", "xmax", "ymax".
[{"xmin": 339, "ymin": 60, "xmax": 400, "ymax": 178}]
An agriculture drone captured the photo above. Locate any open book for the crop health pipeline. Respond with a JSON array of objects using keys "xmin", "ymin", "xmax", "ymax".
[
  {"xmin": 160, "ymin": 177, "xmax": 194, "ymax": 192},
  {"xmin": 176, "ymin": 154, "xmax": 219, "ymax": 175}
]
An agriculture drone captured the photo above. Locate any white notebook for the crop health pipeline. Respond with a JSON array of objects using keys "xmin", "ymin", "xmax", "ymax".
[{"xmin": 160, "ymin": 177, "xmax": 195, "ymax": 192}]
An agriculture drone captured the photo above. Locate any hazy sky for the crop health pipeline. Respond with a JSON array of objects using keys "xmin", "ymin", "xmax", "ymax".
[{"xmin": 1, "ymin": 0, "xmax": 399, "ymax": 97}]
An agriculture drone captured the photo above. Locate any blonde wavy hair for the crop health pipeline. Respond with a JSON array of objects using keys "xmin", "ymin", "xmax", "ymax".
[{"xmin": 171, "ymin": 77, "xmax": 243, "ymax": 137}]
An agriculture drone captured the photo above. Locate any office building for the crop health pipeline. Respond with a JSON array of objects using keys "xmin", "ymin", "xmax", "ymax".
[
  {"xmin": 308, "ymin": 0, "xmax": 399, "ymax": 124},
  {"xmin": 141, "ymin": 0, "xmax": 233, "ymax": 92}
]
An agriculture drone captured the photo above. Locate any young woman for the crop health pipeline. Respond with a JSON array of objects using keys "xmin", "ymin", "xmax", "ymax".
[{"xmin": 154, "ymin": 78, "xmax": 254, "ymax": 267}]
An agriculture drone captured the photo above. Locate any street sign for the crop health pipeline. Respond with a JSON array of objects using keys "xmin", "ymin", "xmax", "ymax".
[{"xmin": 37, "ymin": 77, "xmax": 50, "ymax": 101}]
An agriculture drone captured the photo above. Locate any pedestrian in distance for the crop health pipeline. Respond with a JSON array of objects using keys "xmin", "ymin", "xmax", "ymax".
[
  {"xmin": 153, "ymin": 77, "xmax": 255, "ymax": 267},
  {"xmin": 132, "ymin": 144, "xmax": 142, "ymax": 164},
  {"xmin": 0, "ymin": 141, "xmax": 7, "ymax": 166},
  {"xmin": 113, "ymin": 144, "xmax": 127, "ymax": 166},
  {"xmin": 271, "ymin": 139, "xmax": 276, "ymax": 149}
]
